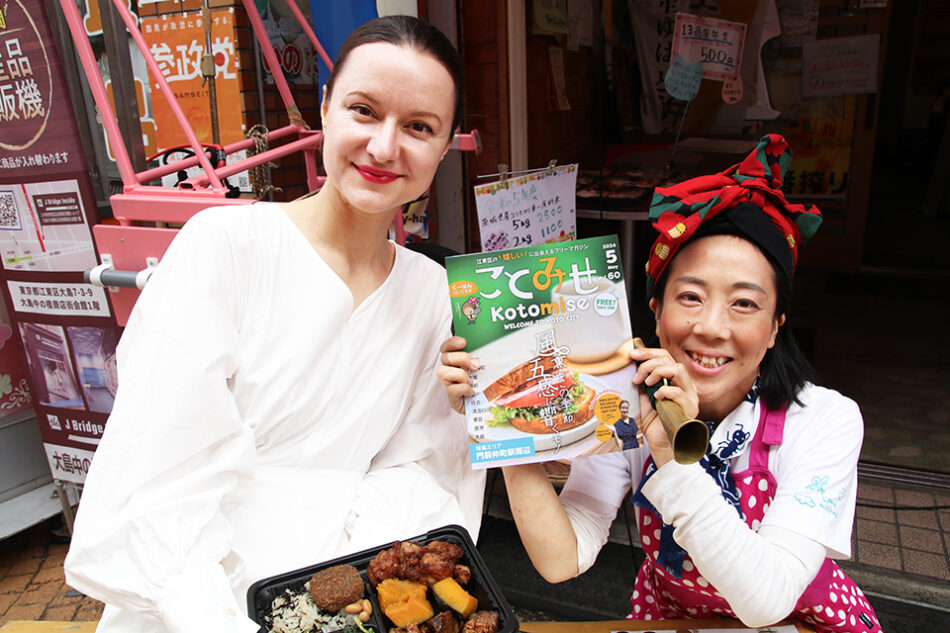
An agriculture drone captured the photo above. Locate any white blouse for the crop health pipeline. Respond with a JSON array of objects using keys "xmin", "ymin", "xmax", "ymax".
[{"xmin": 64, "ymin": 204, "xmax": 485, "ymax": 633}]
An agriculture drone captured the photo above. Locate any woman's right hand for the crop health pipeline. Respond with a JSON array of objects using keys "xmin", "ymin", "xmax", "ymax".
[
  {"xmin": 629, "ymin": 343, "xmax": 700, "ymax": 467},
  {"xmin": 438, "ymin": 337, "xmax": 579, "ymax": 582},
  {"xmin": 436, "ymin": 336, "xmax": 479, "ymax": 414}
]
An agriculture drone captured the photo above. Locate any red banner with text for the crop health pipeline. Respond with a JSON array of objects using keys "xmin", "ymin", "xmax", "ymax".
[{"xmin": 0, "ymin": 0, "xmax": 121, "ymax": 484}]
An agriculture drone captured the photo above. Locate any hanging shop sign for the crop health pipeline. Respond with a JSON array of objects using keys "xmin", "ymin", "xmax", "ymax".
[
  {"xmin": 474, "ymin": 165, "xmax": 578, "ymax": 252},
  {"xmin": 671, "ymin": 12, "xmax": 747, "ymax": 82},
  {"xmin": 0, "ymin": 0, "xmax": 121, "ymax": 485}
]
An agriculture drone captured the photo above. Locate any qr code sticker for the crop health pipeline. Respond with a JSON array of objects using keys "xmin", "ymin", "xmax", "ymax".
[{"xmin": 0, "ymin": 191, "xmax": 21, "ymax": 230}]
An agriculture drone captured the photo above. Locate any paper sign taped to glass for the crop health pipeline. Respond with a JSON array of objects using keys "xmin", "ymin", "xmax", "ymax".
[{"xmin": 446, "ymin": 235, "xmax": 641, "ymax": 469}]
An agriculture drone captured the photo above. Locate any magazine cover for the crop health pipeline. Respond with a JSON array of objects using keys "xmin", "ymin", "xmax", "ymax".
[{"xmin": 445, "ymin": 235, "xmax": 641, "ymax": 469}]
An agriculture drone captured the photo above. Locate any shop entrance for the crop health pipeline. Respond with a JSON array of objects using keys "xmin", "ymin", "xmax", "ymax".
[{"xmin": 803, "ymin": 0, "xmax": 950, "ymax": 478}]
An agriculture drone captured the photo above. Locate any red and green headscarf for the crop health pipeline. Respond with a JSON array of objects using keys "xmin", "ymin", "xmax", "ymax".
[{"xmin": 646, "ymin": 134, "xmax": 823, "ymax": 297}]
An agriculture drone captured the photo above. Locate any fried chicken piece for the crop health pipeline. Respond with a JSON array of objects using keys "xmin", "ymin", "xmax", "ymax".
[
  {"xmin": 452, "ymin": 565, "xmax": 471, "ymax": 586},
  {"xmin": 461, "ymin": 610, "xmax": 499, "ymax": 633},
  {"xmin": 421, "ymin": 611, "xmax": 459, "ymax": 633},
  {"xmin": 368, "ymin": 540, "xmax": 468, "ymax": 587}
]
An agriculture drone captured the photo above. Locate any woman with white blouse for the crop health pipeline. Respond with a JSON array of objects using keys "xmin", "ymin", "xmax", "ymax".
[{"xmin": 65, "ymin": 16, "xmax": 484, "ymax": 633}]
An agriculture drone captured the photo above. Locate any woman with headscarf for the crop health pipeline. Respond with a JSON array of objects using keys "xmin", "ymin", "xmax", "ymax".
[{"xmin": 439, "ymin": 135, "xmax": 881, "ymax": 632}]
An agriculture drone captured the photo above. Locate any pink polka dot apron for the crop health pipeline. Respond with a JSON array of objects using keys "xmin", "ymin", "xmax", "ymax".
[{"xmin": 629, "ymin": 402, "xmax": 882, "ymax": 632}]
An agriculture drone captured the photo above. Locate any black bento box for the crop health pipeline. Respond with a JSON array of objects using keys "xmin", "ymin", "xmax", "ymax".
[{"xmin": 247, "ymin": 524, "xmax": 519, "ymax": 633}]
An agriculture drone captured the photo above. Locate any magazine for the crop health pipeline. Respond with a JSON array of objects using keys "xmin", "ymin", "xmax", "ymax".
[{"xmin": 445, "ymin": 235, "xmax": 640, "ymax": 469}]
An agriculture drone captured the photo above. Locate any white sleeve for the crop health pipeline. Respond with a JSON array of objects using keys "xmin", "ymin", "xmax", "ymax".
[
  {"xmin": 64, "ymin": 210, "xmax": 259, "ymax": 633},
  {"xmin": 559, "ymin": 450, "xmax": 640, "ymax": 574},
  {"xmin": 642, "ymin": 461, "xmax": 826, "ymax": 627},
  {"xmin": 763, "ymin": 387, "xmax": 863, "ymax": 558},
  {"xmin": 344, "ymin": 293, "xmax": 486, "ymax": 548}
]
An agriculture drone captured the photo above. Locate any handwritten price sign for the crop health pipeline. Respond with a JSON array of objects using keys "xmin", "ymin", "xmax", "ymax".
[
  {"xmin": 671, "ymin": 12, "xmax": 747, "ymax": 82},
  {"xmin": 474, "ymin": 165, "xmax": 578, "ymax": 252}
]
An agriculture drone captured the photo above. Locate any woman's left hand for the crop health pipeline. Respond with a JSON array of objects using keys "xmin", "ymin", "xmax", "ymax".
[
  {"xmin": 629, "ymin": 345, "xmax": 700, "ymax": 468},
  {"xmin": 437, "ymin": 336, "xmax": 479, "ymax": 415}
]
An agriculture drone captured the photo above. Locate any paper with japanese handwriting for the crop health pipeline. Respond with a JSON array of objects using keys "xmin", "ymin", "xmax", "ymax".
[
  {"xmin": 474, "ymin": 164, "xmax": 578, "ymax": 252},
  {"xmin": 446, "ymin": 235, "xmax": 641, "ymax": 469},
  {"xmin": 671, "ymin": 12, "xmax": 747, "ymax": 82},
  {"xmin": 802, "ymin": 34, "xmax": 880, "ymax": 98},
  {"xmin": 665, "ymin": 53, "xmax": 703, "ymax": 101}
]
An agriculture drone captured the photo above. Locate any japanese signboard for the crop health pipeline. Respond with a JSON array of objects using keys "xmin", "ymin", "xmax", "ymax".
[
  {"xmin": 670, "ymin": 12, "xmax": 747, "ymax": 82},
  {"xmin": 141, "ymin": 9, "xmax": 250, "ymax": 191},
  {"xmin": 19, "ymin": 323, "xmax": 119, "ymax": 484},
  {"xmin": 142, "ymin": 9, "xmax": 244, "ymax": 148},
  {"xmin": 260, "ymin": 0, "xmax": 321, "ymax": 85},
  {"xmin": 0, "ymin": 180, "xmax": 98, "ymax": 272},
  {"xmin": 0, "ymin": 0, "xmax": 89, "ymax": 179},
  {"xmin": 0, "ymin": 0, "xmax": 120, "ymax": 485},
  {"xmin": 773, "ymin": 96, "xmax": 856, "ymax": 199},
  {"xmin": 474, "ymin": 164, "xmax": 578, "ymax": 252},
  {"xmin": 446, "ymin": 235, "xmax": 640, "ymax": 469}
]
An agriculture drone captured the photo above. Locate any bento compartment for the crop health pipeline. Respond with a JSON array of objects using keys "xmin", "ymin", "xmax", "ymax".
[
  {"xmin": 246, "ymin": 524, "xmax": 518, "ymax": 633},
  {"xmin": 368, "ymin": 525, "xmax": 518, "ymax": 633},
  {"xmin": 248, "ymin": 557, "xmax": 385, "ymax": 633}
]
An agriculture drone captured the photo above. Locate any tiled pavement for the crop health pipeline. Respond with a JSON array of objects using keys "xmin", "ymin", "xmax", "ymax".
[
  {"xmin": 853, "ymin": 484, "xmax": 950, "ymax": 581},
  {"xmin": 0, "ymin": 523, "xmax": 102, "ymax": 626}
]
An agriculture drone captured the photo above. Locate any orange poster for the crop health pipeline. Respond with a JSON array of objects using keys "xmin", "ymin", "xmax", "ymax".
[{"xmin": 141, "ymin": 9, "xmax": 244, "ymax": 150}]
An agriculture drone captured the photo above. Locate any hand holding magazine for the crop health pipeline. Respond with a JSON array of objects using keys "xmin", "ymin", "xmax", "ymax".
[{"xmin": 445, "ymin": 235, "xmax": 641, "ymax": 469}]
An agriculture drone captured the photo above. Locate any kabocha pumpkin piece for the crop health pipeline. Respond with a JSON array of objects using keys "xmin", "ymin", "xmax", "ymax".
[
  {"xmin": 376, "ymin": 578, "xmax": 426, "ymax": 609},
  {"xmin": 431, "ymin": 577, "xmax": 478, "ymax": 618},
  {"xmin": 376, "ymin": 578, "xmax": 434, "ymax": 627},
  {"xmin": 384, "ymin": 592, "xmax": 435, "ymax": 628}
]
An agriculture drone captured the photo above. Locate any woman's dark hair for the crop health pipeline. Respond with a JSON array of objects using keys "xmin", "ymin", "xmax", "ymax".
[
  {"xmin": 324, "ymin": 15, "xmax": 464, "ymax": 134},
  {"xmin": 652, "ymin": 235, "xmax": 815, "ymax": 411}
]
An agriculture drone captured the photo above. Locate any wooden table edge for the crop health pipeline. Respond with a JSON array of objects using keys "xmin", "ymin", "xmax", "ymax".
[{"xmin": 519, "ymin": 618, "xmax": 814, "ymax": 632}]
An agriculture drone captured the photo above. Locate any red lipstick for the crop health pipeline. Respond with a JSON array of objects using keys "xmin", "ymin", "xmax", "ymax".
[{"xmin": 355, "ymin": 164, "xmax": 399, "ymax": 184}]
